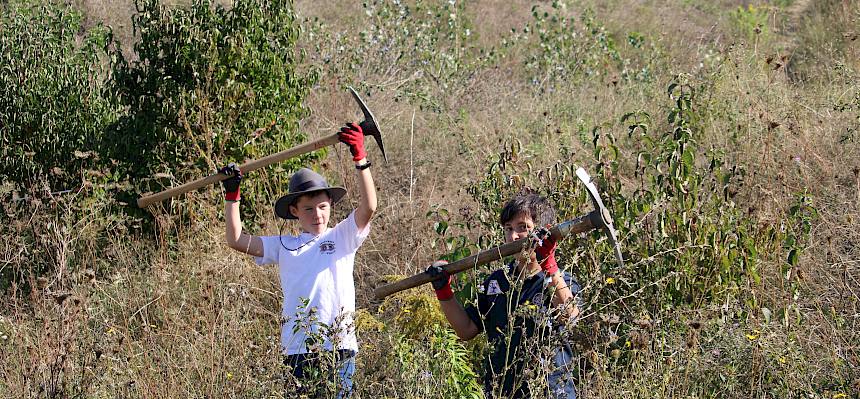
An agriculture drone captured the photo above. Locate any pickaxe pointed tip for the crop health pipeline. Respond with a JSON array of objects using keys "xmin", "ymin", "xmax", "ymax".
[{"xmin": 348, "ymin": 86, "xmax": 388, "ymax": 164}]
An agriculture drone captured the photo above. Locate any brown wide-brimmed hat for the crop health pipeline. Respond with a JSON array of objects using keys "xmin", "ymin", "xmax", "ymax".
[{"xmin": 274, "ymin": 168, "xmax": 346, "ymax": 220}]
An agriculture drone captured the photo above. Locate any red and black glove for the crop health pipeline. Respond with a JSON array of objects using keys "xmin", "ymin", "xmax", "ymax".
[
  {"xmin": 338, "ymin": 122, "xmax": 367, "ymax": 162},
  {"xmin": 218, "ymin": 163, "xmax": 242, "ymax": 201},
  {"xmin": 532, "ymin": 226, "xmax": 559, "ymax": 275},
  {"xmin": 427, "ymin": 260, "xmax": 454, "ymax": 301}
]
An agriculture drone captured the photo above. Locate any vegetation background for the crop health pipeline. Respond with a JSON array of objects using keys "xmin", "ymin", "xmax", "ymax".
[{"xmin": 1, "ymin": 0, "xmax": 858, "ymax": 397}]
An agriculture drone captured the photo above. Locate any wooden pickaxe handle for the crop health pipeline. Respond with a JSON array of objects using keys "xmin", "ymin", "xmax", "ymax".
[
  {"xmin": 373, "ymin": 167, "xmax": 624, "ymax": 300},
  {"xmin": 137, "ymin": 87, "xmax": 386, "ymax": 209},
  {"xmin": 372, "ymin": 211, "xmax": 603, "ymax": 300},
  {"xmin": 136, "ymin": 134, "xmax": 340, "ymax": 208}
]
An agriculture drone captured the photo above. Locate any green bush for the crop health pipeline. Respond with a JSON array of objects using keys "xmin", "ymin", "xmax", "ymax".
[
  {"xmin": 0, "ymin": 0, "xmax": 127, "ymax": 292},
  {"xmin": 108, "ymin": 0, "xmax": 321, "ymax": 223},
  {"xmin": 0, "ymin": 0, "xmax": 120, "ymax": 193},
  {"xmin": 0, "ymin": 0, "xmax": 322, "ymax": 290}
]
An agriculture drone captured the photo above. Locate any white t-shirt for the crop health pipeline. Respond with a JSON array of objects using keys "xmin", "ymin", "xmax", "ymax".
[{"xmin": 255, "ymin": 211, "xmax": 369, "ymax": 355}]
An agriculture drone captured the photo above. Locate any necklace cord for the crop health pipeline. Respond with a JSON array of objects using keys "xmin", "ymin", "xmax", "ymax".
[{"xmin": 279, "ymin": 219, "xmax": 320, "ymax": 252}]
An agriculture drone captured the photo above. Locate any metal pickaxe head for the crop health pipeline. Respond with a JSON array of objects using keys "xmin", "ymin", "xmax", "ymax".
[
  {"xmin": 348, "ymin": 86, "xmax": 388, "ymax": 163},
  {"xmin": 575, "ymin": 167, "xmax": 624, "ymax": 267}
]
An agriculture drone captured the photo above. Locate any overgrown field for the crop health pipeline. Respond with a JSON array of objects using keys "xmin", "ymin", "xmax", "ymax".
[{"xmin": 1, "ymin": 0, "xmax": 858, "ymax": 397}]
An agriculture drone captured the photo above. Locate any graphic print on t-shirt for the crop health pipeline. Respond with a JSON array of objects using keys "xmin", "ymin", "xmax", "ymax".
[
  {"xmin": 319, "ymin": 240, "xmax": 336, "ymax": 254},
  {"xmin": 487, "ymin": 279, "xmax": 503, "ymax": 295}
]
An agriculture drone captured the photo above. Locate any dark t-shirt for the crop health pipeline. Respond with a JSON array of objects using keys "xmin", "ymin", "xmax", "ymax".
[{"xmin": 464, "ymin": 263, "xmax": 581, "ymax": 398}]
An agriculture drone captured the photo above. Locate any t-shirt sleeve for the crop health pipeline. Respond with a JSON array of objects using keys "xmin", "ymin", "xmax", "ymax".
[
  {"xmin": 254, "ymin": 236, "xmax": 282, "ymax": 266},
  {"xmin": 333, "ymin": 210, "xmax": 371, "ymax": 253}
]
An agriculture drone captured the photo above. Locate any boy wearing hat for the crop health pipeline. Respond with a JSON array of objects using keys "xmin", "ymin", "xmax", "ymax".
[
  {"xmin": 428, "ymin": 192, "xmax": 582, "ymax": 398},
  {"xmin": 220, "ymin": 122, "xmax": 375, "ymax": 397}
]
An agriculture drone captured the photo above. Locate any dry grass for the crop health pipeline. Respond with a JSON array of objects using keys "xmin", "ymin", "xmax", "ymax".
[{"xmin": 2, "ymin": 0, "xmax": 859, "ymax": 397}]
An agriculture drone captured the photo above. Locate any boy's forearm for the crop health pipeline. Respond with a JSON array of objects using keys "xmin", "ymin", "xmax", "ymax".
[
  {"xmin": 548, "ymin": 273, "xmax": 580, "ymax": 322},
  {"xmin": 439, "ymin": 299, "xmax": 480, "ymax": 341},
  {"xmin": 354, "ymin": 159, "xmax": 377, "ymax": 227},
  {"xmin": 225, "ymin": 201, "xmax": 242, "ymax": 244},
  {"xmin": 224, "ymin": 201, "xmax": 263, "ymax": 256}
]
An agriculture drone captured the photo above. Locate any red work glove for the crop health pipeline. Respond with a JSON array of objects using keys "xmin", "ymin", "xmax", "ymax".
[
  {"xmin": 338, "ymin": 122, "xmax": 367, "ymax": 162},
  {"xmin": 427, "ymin": 260, "xmax": 454, "ymax": 301},
  {"xmin": 218, "ymin": 163, "xmax": 242, "ymax": 201},
  {"xmin": 532, "ymin": 226, "xmax": 559, "ymax": 275}
]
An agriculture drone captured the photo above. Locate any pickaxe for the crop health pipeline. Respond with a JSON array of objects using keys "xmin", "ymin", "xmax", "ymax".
[
  {"xmin": 136, "ymin": 87, "xmax": 387, "ymax": 208},
  {"xmin": 372, "ymin": 167, "xmax": 623, "ymax": 300}
]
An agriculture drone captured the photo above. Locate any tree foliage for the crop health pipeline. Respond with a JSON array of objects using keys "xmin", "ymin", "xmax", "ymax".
[
  {"xmin": 109, "ymin": 0, "xmax": 321, "ymax": 220},
  {"xmin": 0, "ymin": 0, "xmax": 120, "ymax": 193}
]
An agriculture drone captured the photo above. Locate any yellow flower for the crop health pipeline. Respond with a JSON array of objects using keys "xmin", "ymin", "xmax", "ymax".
[
  {"xmin": 833, "ymin": 393, "xmax": 846, "ymax": 399},
  {"xmin": 605, "ymin": 277, "xmax": 616, "ymax": 285},
  {"xmin": 227, "ymin": 372, "xmax": 233, "ymax": 379},
  {"xmin": 778, "ymin": 356, "xmax": 787, "ymax": 364},
  {"xmin": 745, "ymin": 329, "xmax": 761, "ymax": 340}
]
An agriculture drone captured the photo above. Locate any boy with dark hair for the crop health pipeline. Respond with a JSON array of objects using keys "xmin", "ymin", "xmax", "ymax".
[
  {"xmin": 429, "ymin": 191, "xmax": 582, "ymax": 398},
  {"xmin": 219, "ymin": 122, "xmax": 375, "ymax": 398}
]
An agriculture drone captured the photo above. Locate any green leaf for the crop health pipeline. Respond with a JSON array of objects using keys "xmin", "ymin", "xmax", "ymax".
[
  {"xmin": 682, "ymin": 148, "xmax": 694, "ymax": 169},
  {"xmin": 787, "ymin": 249, "xmax": 798, "ymax": 266}
]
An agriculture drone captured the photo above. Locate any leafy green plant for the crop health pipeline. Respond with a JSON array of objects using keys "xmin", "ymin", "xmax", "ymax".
[
  {"xmin": 284, "ymin": 299, "xmax": 351, "ymax": 398},
  {"xmin": 385, "ymin": 325, "xmax": 483, "ymax": 399},
  {"xmin": 0, "ymin": 0, "xmax": 120, "ymax": 193},
  {"xmin": 108, "ymin": 0, "xmax": 321, "ymax": 224}
]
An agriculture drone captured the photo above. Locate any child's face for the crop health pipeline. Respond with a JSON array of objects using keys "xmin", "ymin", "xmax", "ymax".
[
  {"xmin": 289, "ymin": 191, "xmax": 332, "ymax": 235},
  {"xmin": 503, "ymin": 212, "xmax": 535, "ymax": 244}
]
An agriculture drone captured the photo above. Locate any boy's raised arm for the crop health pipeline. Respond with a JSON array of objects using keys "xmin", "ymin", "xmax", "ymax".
[{"xmin": 220, "ymin": 165, "xmax": 264, "ymax": 257}]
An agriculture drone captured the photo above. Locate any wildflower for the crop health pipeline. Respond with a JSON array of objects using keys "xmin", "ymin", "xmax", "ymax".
[
  {"xmin": 419, "ymin": 370, "xmax": 432, "ymax": 380},
  {"xmin": 833, "ymin": 394, "xmax": 846, "ymax": 399},
  {"xmin": 745, "ymin": 329, "xmax": 760, "ymax": 340},
  {"xmin": 778, "ymin": 356, "xmax": 787, "ymax": 364},
  {"xmin": 227, "ymin": 372, "xmax": 233, "ymax": 379},
  {"xmin": 605, "ymin": 277, "xmax": 616, "ymax": 285}
]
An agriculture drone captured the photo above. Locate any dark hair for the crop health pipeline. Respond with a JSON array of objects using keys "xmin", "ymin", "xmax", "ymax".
[
  {"xmin": 289, "ymin": 190, "xmax": 332, "ymax": 208},
  {"xmin": 499, "ymin": 191, "xmax": 556, "ymax": 227}
]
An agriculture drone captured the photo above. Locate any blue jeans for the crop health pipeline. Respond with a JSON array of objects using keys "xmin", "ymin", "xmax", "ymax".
[
  {"xmin": 547, "ymin": 347, "xmax": 577, "ymax": 399},
  {"xmin": 285, "ymin": 349, "xmax": 356, "ymax": 398}
]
